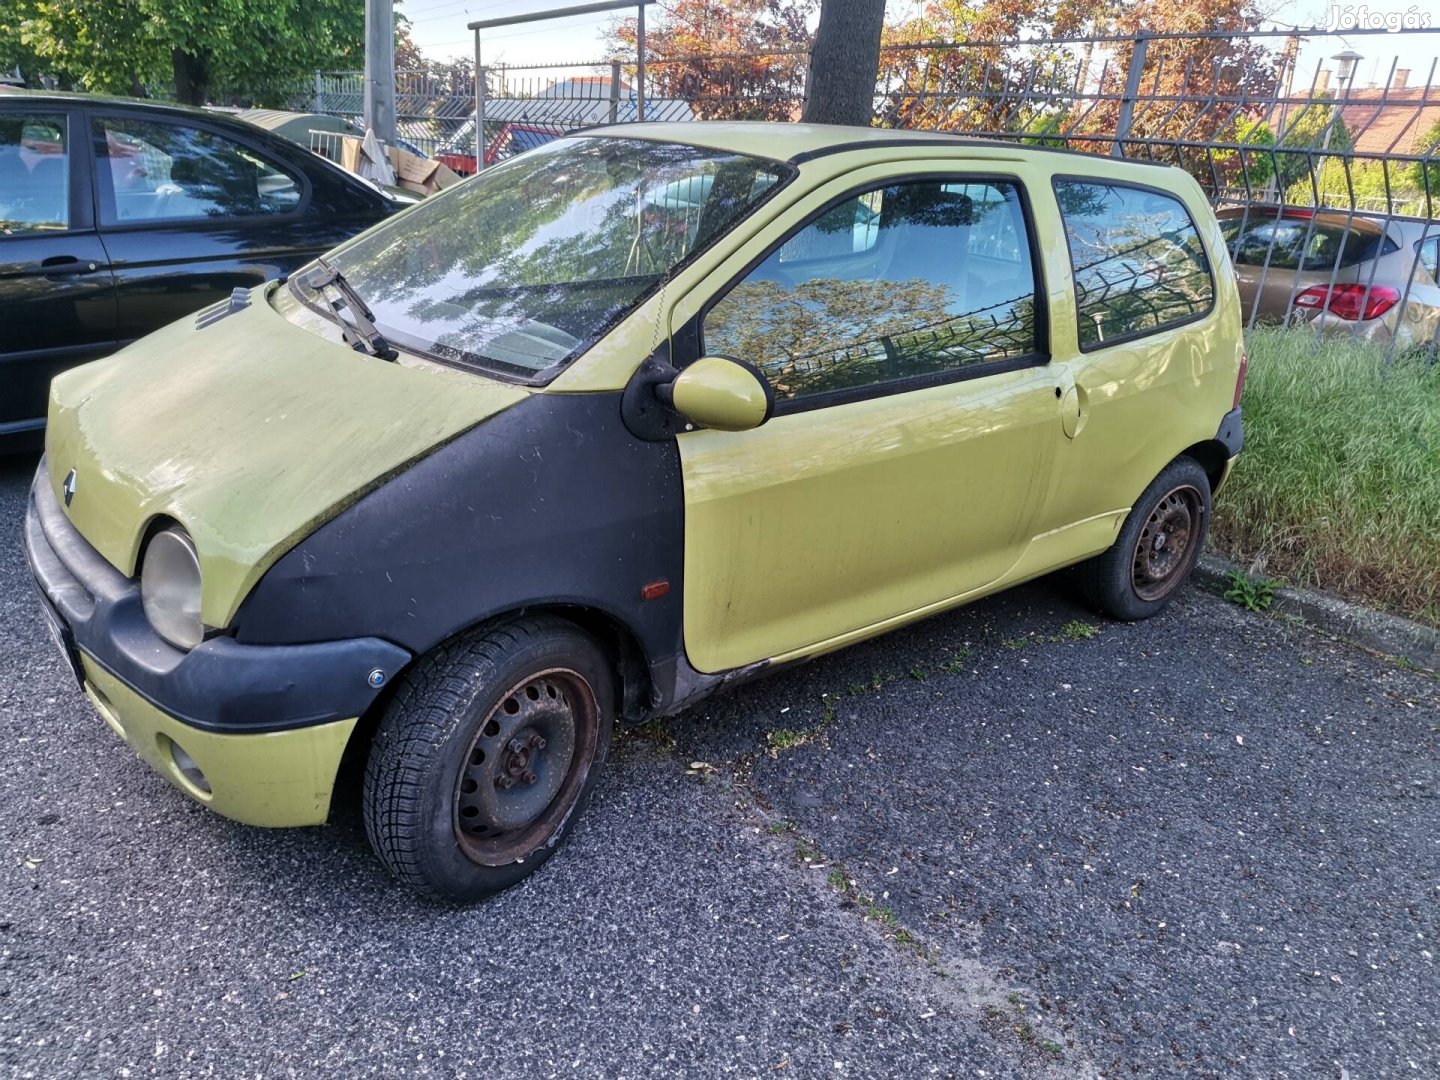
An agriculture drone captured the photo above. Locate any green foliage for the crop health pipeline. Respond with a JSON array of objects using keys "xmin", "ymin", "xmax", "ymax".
[
  {"xmin": 1222, "ymin": 570, "xmax": 1279, "ymax": 613},
  {"xmin": 1273, "ymin": 99, "xmax": 1351, "ymax": 191},
  {"xmin": 1284, "ymin": 157, "xmax": 1426, "ymax": 215},
  {"xmin": 1214, "ymin": 117, "xmax": 1275, "ymax": 191},
  {"xmin": 1407, "ymin": 118, "xmax": 1440, "ymax": 205},
  {"xmin": 1022, "ymin": 112, "xmax": 1070, "ymax": 150},
  {"xmin": 3, "ymin": 0, "xmax": 363, "ymax": 105},
  {"xmin": 1211, "ymin": 328, "xmax": 1440, "ymax": 626}
]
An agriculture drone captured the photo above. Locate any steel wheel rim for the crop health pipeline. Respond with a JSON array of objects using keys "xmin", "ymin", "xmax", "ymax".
[
  {"xmin": 453, "ymin": 667, "xmax": 599, "ymax": 866},
  {"xmin": 1131, "ymin": 484, "xmax": 1203, "ymax": 602}
]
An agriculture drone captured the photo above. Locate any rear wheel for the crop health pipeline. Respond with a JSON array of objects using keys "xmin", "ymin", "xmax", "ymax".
[
  {"xmin": 1073, "ymin": 458, "xmax": 1211, "ymax": 621},
  {"xmin": 363, "ymin": 616, "xmax": 614, "ymax": 902}
]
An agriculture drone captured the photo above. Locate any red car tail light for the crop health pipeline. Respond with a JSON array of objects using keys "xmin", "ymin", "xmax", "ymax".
[{"xmin": 1293, "ymin": 284, "xmax": 1401, "ymax": 321}]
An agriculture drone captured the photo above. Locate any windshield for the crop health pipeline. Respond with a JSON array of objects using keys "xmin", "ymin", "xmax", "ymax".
[{"xmin": 323, "ymin": 136, "xmax": 791, "ymax": 378}]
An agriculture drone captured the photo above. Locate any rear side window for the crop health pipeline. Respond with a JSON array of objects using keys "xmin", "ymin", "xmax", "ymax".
[
  {"xmin": 1221, "ymin": 215, "xmax": 1397, "ymax": 271},
  {"xmin": 1055, "ymin": 181, "xmax": 1214, "ymax": 350},
  {"xmin": 0, "ymin": 113, "xmax": 69, "ymax": 234}
]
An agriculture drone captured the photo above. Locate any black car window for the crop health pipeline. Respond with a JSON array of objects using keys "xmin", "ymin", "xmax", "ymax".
[
  {"xmin": 93, "ymin": 117, "xmax": 301, "ymax": 224},
  {"xmin": 703, "ymin": 179, "xmax": 1040, "ymax": 403},
  {"xmin": 0, "ymin": 113, "xmax": 69, "ymax": 235},
  {"xmin": 1220, "ymin": 215, "xmax": 1395, "ymax": 271},
  {"xmin": 1055, "ymin": 181, "xmax": 1214, "ymax": 350}
]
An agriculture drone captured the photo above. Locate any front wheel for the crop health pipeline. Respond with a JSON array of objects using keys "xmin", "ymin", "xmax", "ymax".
[
  {"xmin": 1072, "ymin": 457, "xmax": 1212, "ymax": 621},
  {"xmin": 363, "ymin": 616, "xmax": 614, "ymax": 902}
]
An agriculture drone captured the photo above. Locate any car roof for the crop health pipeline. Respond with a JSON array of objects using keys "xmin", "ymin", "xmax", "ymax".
[{"xmin": 577, "ymin": 120, "xmax": 1174, "ymax": 172}]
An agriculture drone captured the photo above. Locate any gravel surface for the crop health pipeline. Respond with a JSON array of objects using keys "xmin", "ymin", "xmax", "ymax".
[{"xmin": 1, "ymin": 453, "xmax": 1435, "ymax": 1078}]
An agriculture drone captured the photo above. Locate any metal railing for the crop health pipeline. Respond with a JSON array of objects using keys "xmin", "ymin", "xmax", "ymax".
[{"xmin": 306, "ymin": 25, "xmax": 1440, "ymax": 356}]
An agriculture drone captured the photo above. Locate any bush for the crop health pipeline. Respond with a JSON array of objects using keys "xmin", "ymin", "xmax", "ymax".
[{"xmin": 1210, "ymin": 327, "xmax": 1440, "ymax": 627}]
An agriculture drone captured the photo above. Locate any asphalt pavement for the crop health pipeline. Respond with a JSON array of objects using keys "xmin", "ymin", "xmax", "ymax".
[{"xmin": 1, "ymin": 452, "xmax": 1436, "ymax": 1079}]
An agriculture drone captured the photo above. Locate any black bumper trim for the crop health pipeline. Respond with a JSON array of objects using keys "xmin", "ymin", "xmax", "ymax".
[
  {"xmin": 1215, "ymin": 405, "xmax": 1243, "ymax": 458},
  {"xmin": 24, "ymin": 461, "xmax": 411, "ymax": 734}
]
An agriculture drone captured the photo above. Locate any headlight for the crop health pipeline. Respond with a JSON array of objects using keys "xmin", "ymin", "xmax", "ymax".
[{"xmin": 141, "ymin": 526, "xmax": 204, "ymax": 650}]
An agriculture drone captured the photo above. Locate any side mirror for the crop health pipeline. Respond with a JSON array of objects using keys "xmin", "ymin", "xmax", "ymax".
[{"xmin": 664, "ymin": 356, "xmax": 775, "ymax": 432}]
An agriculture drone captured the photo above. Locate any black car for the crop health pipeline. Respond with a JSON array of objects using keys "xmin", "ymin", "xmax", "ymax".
[{"xmin": 1, "ymin": 90, "xmax": 400, "ymax": 449}]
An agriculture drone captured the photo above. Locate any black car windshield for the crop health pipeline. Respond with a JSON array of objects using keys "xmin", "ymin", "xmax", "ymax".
[{"xmin": 323, "ymin": 136, "xmax": 790, "ymax": 378}]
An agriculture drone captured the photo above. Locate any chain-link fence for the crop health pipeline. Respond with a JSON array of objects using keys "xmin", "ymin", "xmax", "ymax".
[{"xmin": 308, "ymin": 25, "xmax": 1440, "ymax": 355}]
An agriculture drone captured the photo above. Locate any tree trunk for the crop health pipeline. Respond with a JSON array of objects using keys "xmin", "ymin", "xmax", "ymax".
[
  {"xmin": 171, "ymin": 48, "xmax": 211, "ymax": 105},
  {"xmin": 801, "ymin": 0, "xmax": 886, "ymax": 126}
]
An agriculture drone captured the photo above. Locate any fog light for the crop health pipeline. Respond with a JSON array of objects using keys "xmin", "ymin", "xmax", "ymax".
[{"xmin": 168, "ymin": 739, "xmax": 211, "ymax": 794}]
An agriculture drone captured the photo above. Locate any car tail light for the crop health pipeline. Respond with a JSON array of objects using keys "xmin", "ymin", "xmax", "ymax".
[
  {"xmin": 1293, "ymin": 284, "xmax": 1401, "ymax": 321},
  {"xmin": 1233, "ymin": 348, "xmax": 1248, "ymax": 409}
]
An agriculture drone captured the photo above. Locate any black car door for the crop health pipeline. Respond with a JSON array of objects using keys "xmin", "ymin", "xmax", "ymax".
[
  {"xmin": 0, "ymin": 104, "xmax": 118, "ymax": 440},
  {"xmin": 88, "ymin": 109, "xmax": 389, "ymax": 346}
]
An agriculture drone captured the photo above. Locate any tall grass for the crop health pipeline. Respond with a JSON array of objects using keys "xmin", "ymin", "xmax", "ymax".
[{"xmin": 1211, "ymin": 327, "xmax": 1440, "ymax": 627}]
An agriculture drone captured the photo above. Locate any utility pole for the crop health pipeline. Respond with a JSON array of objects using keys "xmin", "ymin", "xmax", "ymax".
[{"xmin": 364, "ymin": 0, "xmax": 397, "ymax": 144}]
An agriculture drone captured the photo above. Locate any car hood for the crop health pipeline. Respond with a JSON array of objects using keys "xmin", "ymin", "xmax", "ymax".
[{"xmin": 45, "ymin": 288, "xmax": 530, "ymax": 629}]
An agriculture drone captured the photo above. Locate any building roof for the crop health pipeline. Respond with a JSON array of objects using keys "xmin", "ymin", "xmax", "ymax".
[{"xmin": 1334, "ymin": 87, "xmax": 1440, "ymax": 157}]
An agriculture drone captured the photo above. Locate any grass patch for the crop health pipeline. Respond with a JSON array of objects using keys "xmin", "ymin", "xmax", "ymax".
[{"xmin": 1212, "ymin": 328, "xmax": 1440, "ymax": 627}]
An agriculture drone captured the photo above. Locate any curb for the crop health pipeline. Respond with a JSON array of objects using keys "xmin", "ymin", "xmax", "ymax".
[{"xmin": 1194, "ymin": 554, "xmax": 1439, "ymax": 673}]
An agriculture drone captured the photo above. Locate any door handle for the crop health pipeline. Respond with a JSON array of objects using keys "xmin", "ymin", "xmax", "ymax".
[{"xmin": 39, "ymin": 255, "xmax": 100, "ymax": 278}]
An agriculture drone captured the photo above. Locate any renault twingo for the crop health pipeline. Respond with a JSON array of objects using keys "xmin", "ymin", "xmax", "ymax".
[{"xmin": 25, "ymin": 124, "xmax": 1245, "ymax": 901}]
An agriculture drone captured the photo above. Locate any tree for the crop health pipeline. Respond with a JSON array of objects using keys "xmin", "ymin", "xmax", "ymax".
[
  {"xmin": 801, "ymin": 0, "xmax": 886, "ymax": 125},
  {"xmin": 1272, "ymin": 97, "xmax": 1351, "ymax": 191},
  {"xmin": 1407, "ymin": 118, "xmax": 1440, "ymax": 207},
  {"xmin": 608, "ymin": 0, "xmax": 814, "ymax": 121},
  {"xmin": 7, "ymin": 0, "xmax": 364, "ymax": 105}
]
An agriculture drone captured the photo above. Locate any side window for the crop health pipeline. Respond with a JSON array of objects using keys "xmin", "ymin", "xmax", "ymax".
[
  {"xmin": 0, "ymin": 113, "xmax": 70, "ymax": 234},
  {"xmin": 93, "ymin": 117, "xmax": 301, "ymax": 224},
  {"xmin": 1055, "ymin": 181, "xmax": 1214, "ymax": 349},
  {"xmin": 704, "ymin": 179, "xmax": 1040, "ymax": 403}
]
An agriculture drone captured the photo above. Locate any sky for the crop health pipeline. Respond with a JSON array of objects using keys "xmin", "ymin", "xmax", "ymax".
[{"xmin": 398, "ymin": 0, "xmax": 1439, "ymax": 90}]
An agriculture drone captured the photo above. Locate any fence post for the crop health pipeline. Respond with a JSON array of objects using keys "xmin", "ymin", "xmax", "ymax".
[
  {"xmin": 609, "ymin": 60, "xmax": 622, "ymax": 124},
  {"xmin": 474, "ymin": 28, "xmax": 485, "ymax": 172},
  {"xmin": 1113, "ymin": 33, "xmax": 1148, "ymax": 158},
  {"xmin": 635, "ymin": 0, "xmax": 646, "ymax": 121},
  {"xmin": 314, "ymin": 71, "xmax": 324, "ymax": 113}
]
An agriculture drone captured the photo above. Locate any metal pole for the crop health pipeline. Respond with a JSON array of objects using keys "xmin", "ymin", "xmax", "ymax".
[
  {"xmin": 364, "ymin": 0, "xmax": 397, "ymax": 144},
  {"xmin": 314, "ymin": 71, "xmax": 324, "ymax": 113},
  {"xmin": 474, "ymin": 29, "xmax": 485, "ymax": 172},
  {"xmin": 609, "ymin": 60, "xmax": 622, "ymax": 124},
  {"xmin": 636, "ymin": 1, "xmax": 646, "ymax": 121},
  {"xmin": 1113, "ymin": 33, "xmax": 1148, "ymax": 158}
]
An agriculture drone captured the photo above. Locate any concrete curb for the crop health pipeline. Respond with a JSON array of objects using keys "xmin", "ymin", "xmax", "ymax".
[{"xmin": 1193, "ymin": 554, "xmax": 1439, "ymax": 672}]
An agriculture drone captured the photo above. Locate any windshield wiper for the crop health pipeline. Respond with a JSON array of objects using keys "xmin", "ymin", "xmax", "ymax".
[{"xmin": 294, "ymin": 261, "xmax": 399, "ymax": 361}]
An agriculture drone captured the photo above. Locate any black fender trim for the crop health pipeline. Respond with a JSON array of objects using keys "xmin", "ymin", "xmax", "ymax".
[{"xmin": 235, "ymin": 392, "xmax": 688, "ymax": 709}]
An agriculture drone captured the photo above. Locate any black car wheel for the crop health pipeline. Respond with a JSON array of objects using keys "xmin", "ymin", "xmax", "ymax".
[
  {"xmin": 1072, "ymin": 457, "xmax": 1212, "ymax": 621},
  {"xmin": 363, "ymin": 616, "xmax": 614, "ymax": 902}
]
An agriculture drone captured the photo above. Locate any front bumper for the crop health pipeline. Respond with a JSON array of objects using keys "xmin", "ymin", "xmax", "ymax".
[{"xmin": 23, "ymin": 462, "xmax": 410, "ymax": 826}]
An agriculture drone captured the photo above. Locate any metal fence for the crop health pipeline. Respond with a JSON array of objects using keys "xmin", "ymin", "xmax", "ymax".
[{"xmin": 308, "ymin": 25, "xmax": 1440, "ymax": 356}]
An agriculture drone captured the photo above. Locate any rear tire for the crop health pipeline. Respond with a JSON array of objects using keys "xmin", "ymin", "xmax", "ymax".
[
  {"xmin": 363, "ymin": 616, "xmax": 614, "ymax": 903},
  {"xmin": 1073, "ymin": 458, "xmax": 1211, "ymax": 621}
]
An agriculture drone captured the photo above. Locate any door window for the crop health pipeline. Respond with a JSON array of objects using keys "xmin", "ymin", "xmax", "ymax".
[
  {"xmin": 1055, "ymin": 181, "xmax": 1214, "ymax": 349},
  {"xmin": 0, "ymin": 113, "xmax": 69, "ymax": 234},
  {"xmin": 1419, "ymin": 236, "xmax": 1439, "ymax": 282},
  {"xmin": 703, "ymin": 179, "xmax": 1041, "ymax": 403},
  {"xmin": 93, "ymin": 117, "xmax": 301, "ymax": 224}
]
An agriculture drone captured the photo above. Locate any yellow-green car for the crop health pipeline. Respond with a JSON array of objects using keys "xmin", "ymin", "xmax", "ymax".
[{"xmin": 24, "ymin": 123, "xmax": 1245, "ymax": 902}]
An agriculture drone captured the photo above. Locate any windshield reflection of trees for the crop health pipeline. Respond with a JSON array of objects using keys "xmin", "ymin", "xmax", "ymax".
[{"xmin": 335, "ymin": 138, "xmax": 782, "ymax": 373}]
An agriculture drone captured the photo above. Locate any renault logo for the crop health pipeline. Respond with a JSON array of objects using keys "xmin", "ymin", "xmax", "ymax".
[{"xmin": 62, "ymin": 469, "xmax": 77, "ymax": 507}]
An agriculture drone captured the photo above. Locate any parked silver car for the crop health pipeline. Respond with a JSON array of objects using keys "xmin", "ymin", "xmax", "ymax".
[{"xmin": 1218, "ymin": 206, "xmax": 1440, "ymax": 351}]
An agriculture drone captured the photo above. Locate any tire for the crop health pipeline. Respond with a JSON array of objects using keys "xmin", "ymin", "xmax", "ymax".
[
  {"xmin": 1072, "ymin": 457, "xmax": 1212, "ymax": 622},
  {"xmin": 363, "ymin": 616, "xmax": 614, "ymax": 902}
]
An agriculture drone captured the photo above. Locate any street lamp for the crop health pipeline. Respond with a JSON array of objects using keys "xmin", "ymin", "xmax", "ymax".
[{"xmin": 1331, "ymin": 49, "xmax": 1363, "ymax": 89}]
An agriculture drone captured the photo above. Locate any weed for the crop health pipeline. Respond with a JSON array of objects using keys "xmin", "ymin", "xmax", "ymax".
[
  {"xmin": 1059, "ymin": 620, "xmax": 1099, "ymax": 641},
  {"xmin": 1223, "ymin": 569, "xmax": 1281, "ymax": 613},
  {"xmin": 629, "ymin": 717, "xmax": 675, "ymax": 753},
  {"xmin": 1002, "ymin": 637, "xmax": 1028, "ymax": 650},
  {"xmin": 767, "ymin": 728, "xmax": 810, "ymax": 753},
  {"xmin": 908, "ymin": 665, "xmax": 928, "ymax": 681},
  {"xmin": 827, "ymin": 867, "xmax": 847, "ymax": 890},
  {"xmin": 767, "ymin": 820, "xmax": 794, "ymax": 836},
  {"xmin": 1041, "ymin": 1040, "xmax": 1064, "ymax": 1057},
  {"xmin": 794, "ymin": 837, "xmax": 821, "ymax": 862}
]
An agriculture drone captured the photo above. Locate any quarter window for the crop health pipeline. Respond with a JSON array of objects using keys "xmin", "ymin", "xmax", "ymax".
[
  {"xmin": 93, "ymin": 117, "xmax": 301, "ymax": 224},
  {"xmin": 704, "ymin": 179, "xmax": 1040, "ymax": 402},
  {"xmin": 0, "ymin": 113, "xmax": 69, "ymax": 234},
  {"xmin": 1055, "ymin": 181, "xmax": 1214, "ymax": 349},
  {"xmin": 1419, "ymin": 236, "xmax": 1439, "ymax": 282}
]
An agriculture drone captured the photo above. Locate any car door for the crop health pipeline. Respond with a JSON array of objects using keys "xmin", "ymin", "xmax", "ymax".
[
  {"xmin": 0, "ymin": 104, "xmax": 117, "ymax": 439},
  {"xmin": 671, "ymin": 163, "xmax": 1067, "ymax": 674},
  {"xmin": 1038, "ymin": 177, "xmax": 1221, "ymax": 534},
  {"xmin": 88, "ymin": 109, "xmax": 380, "ymax": 347}
]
